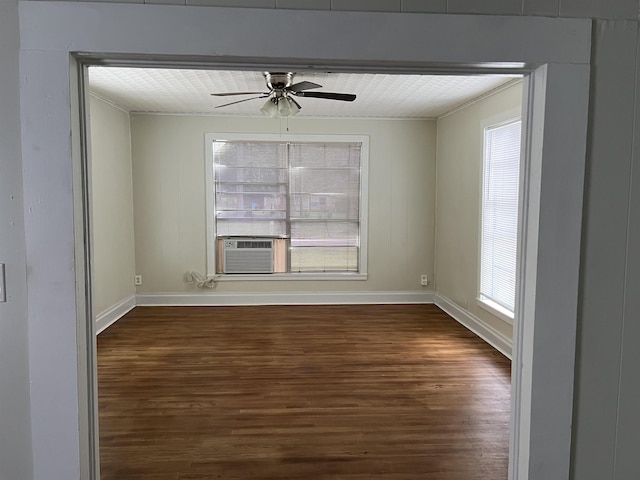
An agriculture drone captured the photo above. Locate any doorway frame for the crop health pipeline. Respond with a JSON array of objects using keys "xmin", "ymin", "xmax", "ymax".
[{"xmin": 18, "ymin": 3, "xmax": 591, "ymax": 480}]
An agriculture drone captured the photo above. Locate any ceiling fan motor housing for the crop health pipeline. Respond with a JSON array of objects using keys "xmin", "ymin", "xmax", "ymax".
[{"xmin": 264, "ymin": 72, "xmax": 294, "ymax": 94}]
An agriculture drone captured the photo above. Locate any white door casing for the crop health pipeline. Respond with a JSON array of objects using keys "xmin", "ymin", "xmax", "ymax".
[{"xmin": 18, "ymin": 3, "xmax": 591, "ymax": 479}]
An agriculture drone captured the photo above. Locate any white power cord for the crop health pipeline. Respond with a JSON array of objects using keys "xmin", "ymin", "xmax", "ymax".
[{"xmin": 185, "ymin": 270, "xmax": 218, "ymax": 289}]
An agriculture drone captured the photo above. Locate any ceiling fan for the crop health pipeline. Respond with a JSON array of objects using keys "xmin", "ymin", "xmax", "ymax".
[{"xmin": 211, "ymin": 72, "xmax": 356, "ymax": 117}]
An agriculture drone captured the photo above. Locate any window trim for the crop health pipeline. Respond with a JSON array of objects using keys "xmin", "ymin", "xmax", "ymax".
[
  {"xmin": 478, "ymin": 117, "xmax": 522, "ymax": 321},
  {"xmin": 205, "ymin": 133, "xmax": 369, "ymax": 279}
]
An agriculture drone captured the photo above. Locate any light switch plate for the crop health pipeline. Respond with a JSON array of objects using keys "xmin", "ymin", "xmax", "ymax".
[{"xmin": 0, "ymin": 263, "xmax": 6, "ymax": 302}]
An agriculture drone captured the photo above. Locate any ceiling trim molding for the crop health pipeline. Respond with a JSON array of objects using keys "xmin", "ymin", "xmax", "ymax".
[
  {"xmin": 437, "ymin": 78, "xmax": 524, "ymax": 119},
  {"xmin": 127, "ymin": 111, "xmax": 438, "ymax": 121},
  {"xmin": 88, "ymin": 92, "xmax": 130, "ymax": 115}
]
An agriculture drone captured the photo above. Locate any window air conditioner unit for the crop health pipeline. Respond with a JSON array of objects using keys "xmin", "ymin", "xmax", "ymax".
[{"xmin": 222, "ymin": 238, "xmax": 274, "ymax": 274}]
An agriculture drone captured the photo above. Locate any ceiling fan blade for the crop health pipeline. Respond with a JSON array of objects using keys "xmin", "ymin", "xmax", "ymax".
[
  {"xmin": 211, "ymin": 91, "xmax": 269, "ymax": 97},
  {"xmin": 215, "ymin": 95, "xmax": 269, "ymax": 108},
  {"xmin": 289, "ymin": 81, "xmax": 322, "ymax": 93},
  {"xmin": 295, "ymin": 91, "xmax": 356, "ymax": 102}
]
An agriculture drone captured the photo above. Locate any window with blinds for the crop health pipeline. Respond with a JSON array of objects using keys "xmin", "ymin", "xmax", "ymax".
[
  {"xmin": 480, "ymin": 120, "xmax": 522, "ymax": 316},
  {"xmin": 211, "ymin": 137, "xmax": 365, "ymax": 274}
]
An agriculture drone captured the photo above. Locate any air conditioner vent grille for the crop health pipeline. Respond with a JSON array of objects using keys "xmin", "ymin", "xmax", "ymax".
[
  {"xmin": 225, "ymin": 250, "xmax": 273, "ymax": 273},
  {"xmin": 237, "ymin": 240, "xmax": 272, "ymax": 249}
]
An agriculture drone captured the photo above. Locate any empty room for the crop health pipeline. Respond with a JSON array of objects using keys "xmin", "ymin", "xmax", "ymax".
[{"xmin": 89, "ymin": 67, "xmax": 522, "ymax": 479}]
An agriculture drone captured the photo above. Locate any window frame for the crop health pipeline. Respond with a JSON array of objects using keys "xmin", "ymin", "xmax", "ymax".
[
  {"xmin": 205, "ymin": 132, "xmax": 369, "ymax": 280},
  {"xmin": 478, "ymin": 118, "xmax": 522, "ymax": 324}
]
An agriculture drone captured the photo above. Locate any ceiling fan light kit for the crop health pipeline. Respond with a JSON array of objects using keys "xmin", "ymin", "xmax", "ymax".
[
  {"xmin": 278, "ymin": 97, "xmax": 301, "ymax": 117},
  {"xmin": 212, "ymin": 72, "xmax": 356, "ymax": 117},
  {"xmin": 260, "ymin": 98, "xmax": 278, "ymax": 117},
  {"xmin": 260, "ymin": 97, "xmax": 301, "ymax": 118}
]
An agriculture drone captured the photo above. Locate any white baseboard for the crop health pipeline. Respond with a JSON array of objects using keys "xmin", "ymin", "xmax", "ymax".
[
  {"xmin": 136, "ymin": 290, "xmax": 435, "ymax": 306},
  {"xmin": 434, "ymin": 293, "xmax": 512, "ymax": 359},
  {"xmin": 95, "ymin": 294, "xmax": 136, "ymax": 335}
]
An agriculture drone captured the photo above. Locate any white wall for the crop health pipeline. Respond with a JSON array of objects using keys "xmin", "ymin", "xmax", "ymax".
[
  {"xmin": 130, "ymin": 114, "xmax": 436, "ymax": 294},
  {"xmin": 89, "ymin": 96, "xmax": 136, "ymax": 316},
  {"xmin": 435, "ymin": 82, "xmax": 522, "ymax": 339},
  {"xmin": 0, "ymin": 1, "xmax": 33, "ymax": 479}
]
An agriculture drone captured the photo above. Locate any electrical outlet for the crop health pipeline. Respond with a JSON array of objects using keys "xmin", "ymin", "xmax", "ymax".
[
  {"xmin": 420, "ymin": 274, "xmax": 428, "ymax": 286},
  {"xmin": 135, "ymin": 275, "xmax": 142, "ymax": 286}
]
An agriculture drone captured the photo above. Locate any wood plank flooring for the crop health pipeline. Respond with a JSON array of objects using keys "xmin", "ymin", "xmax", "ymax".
[{"xmin": 97, "ymin": 304, "xmax": 511, "ymax": 480}]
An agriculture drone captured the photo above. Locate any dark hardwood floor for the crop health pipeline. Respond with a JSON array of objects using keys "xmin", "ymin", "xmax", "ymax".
[{"xmin": 97, "ymin": 304, "xmax": 511, "ymax": 480}]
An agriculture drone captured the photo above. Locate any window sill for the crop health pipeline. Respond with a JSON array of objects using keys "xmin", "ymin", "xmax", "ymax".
[
  {"xmin": 477, "ymin": 296, "xmax": 514, "ymax": 325},
  {"xmin": 209, "ymin": 273, "xmax": 368, "ymax": 282}
]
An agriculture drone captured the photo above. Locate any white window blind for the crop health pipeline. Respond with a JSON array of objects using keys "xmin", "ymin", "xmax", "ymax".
[
  {"xmin": 480, "ymin": 120, "xmax": 522, "ymax": 313},
  {"xmin": 214, "ymin": 142, "xmax": 288, "ymax": 237},
  {"xmin": 289, "ymin": 143, "xmax": 360, "ymax": 272},
  {"xmin": 213, "ymin": 139, "xmax": 362, "ymax": 273}
]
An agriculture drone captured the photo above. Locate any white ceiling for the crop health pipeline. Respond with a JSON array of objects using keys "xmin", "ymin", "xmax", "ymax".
[{"xmin": 88, "ymin": 67, "xmax": 521, "ymax": 119}]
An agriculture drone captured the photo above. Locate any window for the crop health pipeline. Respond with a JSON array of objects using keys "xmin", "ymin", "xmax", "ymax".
[
  {"xmin": 206, "ymin": 134, "xmax": 368, "ymax": 278},
  {"xmin": 479, "ymin": 120, "xmax": 522, "ymax": 321}
]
